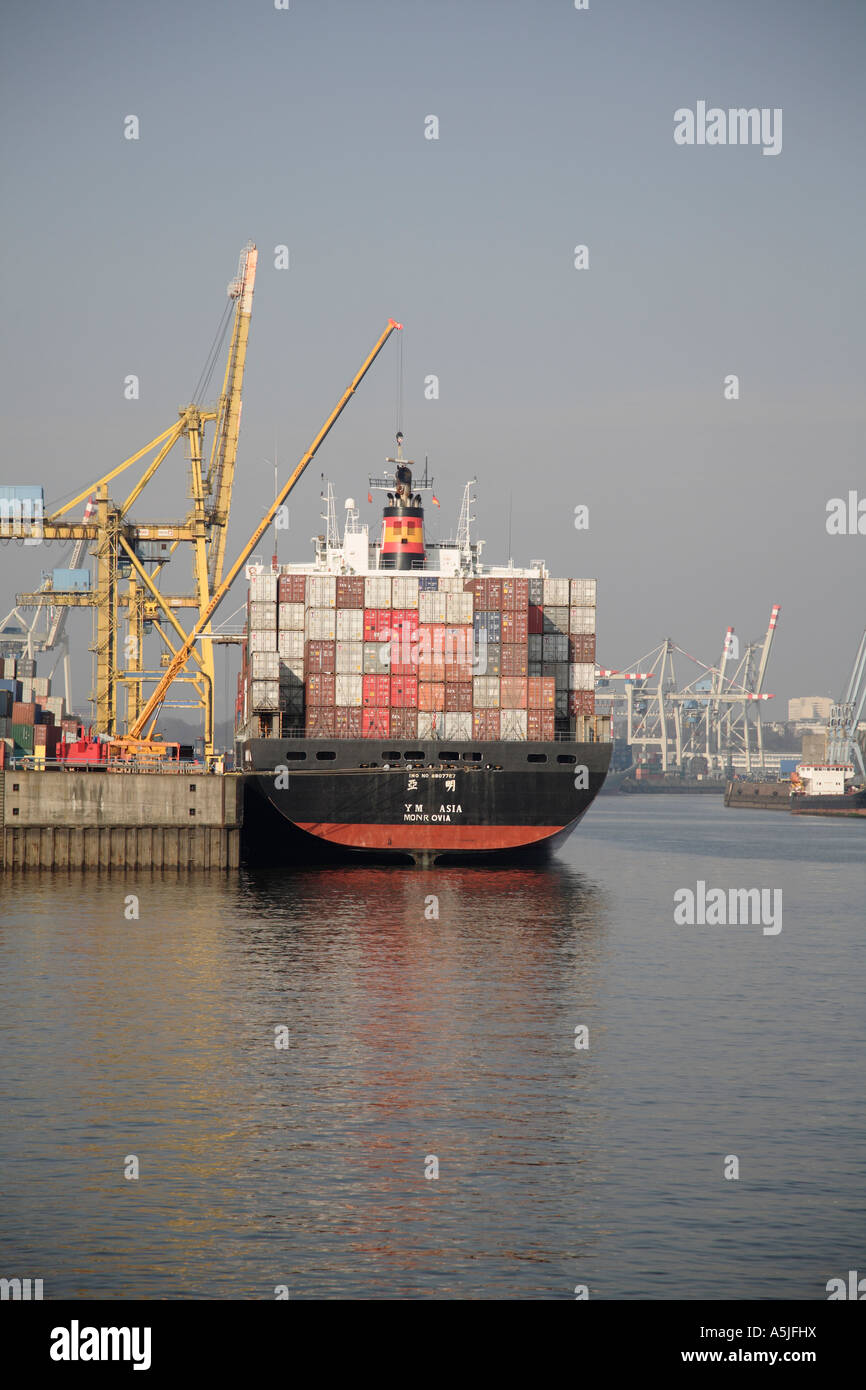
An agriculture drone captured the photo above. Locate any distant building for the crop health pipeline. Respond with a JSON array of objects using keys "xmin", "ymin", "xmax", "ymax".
[{"xmin": 788, "ymin": 696, "xmax": 833, "ymax": 722}]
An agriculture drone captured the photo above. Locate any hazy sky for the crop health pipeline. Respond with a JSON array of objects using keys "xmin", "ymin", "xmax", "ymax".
[{"xmin": 1, "ymin": 0, "xmax": 864, "ymax": 723}]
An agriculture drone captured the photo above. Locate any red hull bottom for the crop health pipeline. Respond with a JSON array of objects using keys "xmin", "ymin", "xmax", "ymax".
[{"xmin": 296, "ymin": 821, "xmax": 565, "ymax": 851}]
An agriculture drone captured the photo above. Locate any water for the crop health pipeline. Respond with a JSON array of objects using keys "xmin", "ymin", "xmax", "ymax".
[{"xmin": 0, "ymin": 796, "xmax": 862, "ymax": 1299}]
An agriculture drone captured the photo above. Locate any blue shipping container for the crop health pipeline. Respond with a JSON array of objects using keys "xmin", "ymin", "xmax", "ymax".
[
  {"xmin": 0, "ymin": 677, "xmax": 22, "ymax": 700},
  {"xmin": 0, "ymin": 485, "xmax": 45, "ymax": 502},
  {"xmin": 779, "ymin": 757, "xmax": 800, "ymax": 777},
  {"xmin": 419, "ymin": 576, "xmax": 439, "ymax": 590},
  {"xmin": 474, "ymin": 611, "xmax": 501, "ymax": 641}
]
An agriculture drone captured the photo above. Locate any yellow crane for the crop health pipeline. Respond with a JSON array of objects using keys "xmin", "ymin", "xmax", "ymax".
[
  {"xmin": 126, "ymin": 319, "xmax": 403, "ymax": 754},
  {"xmin": 10, "ymin": 243, "xmax": 258, "ymax": 754}
]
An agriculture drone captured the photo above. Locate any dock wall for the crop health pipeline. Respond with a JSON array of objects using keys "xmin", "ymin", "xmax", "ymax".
[{"xmin": 0, "ymin": 770, "xmax": 243, "ymax": 869}]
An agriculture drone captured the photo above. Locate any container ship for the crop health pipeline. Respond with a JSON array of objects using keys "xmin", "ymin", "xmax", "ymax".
[{"xmin": 235, "ymin": 438, "xmax": 611, "ymax": 864}]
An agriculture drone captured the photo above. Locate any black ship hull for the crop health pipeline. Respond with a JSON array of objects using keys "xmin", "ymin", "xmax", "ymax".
[{"xmin": 239, "ymin": 737, "xmax": 611, "ymax": 865}]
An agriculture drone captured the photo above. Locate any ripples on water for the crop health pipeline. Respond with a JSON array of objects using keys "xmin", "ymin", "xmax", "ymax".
[{"xmin": 0, "ymin": 798, "xmax": 862, "ymax": 1298}]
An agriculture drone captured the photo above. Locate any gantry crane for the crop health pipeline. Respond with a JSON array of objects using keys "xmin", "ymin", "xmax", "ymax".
[
  {"xmin": 123, "ymin": 320, "xmax": 403, "ymax": 755},
  {"xmin": 826, "ymin": 627, "xmax": 866, "ymax": 779},
  {"xmin": 7, "ymin": 243, "xmax": 258, "ymax": 754}
]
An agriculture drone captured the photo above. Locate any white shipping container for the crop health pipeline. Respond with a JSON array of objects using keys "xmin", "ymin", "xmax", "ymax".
[
  {"xmin": 446, "ymin": 592, "xmax": 473, "ymax": 624},
  {"xmin": 306, "ymin": 575, "xmax": 336, "ymax": 608},
  {"xmin": 417, "ymin": 711, "xmax": 444, "ymax": 740},
  {"xmin": 569, "ymin": 606, "xmax": 596, "ymax": 635},
  {"xmin": 250, "ymin": 574, "xmax": 277, "ymax": 603},
  {"xmin": 336, "ymin": 640, "xmax": 363, "ymax": 674},
  {"xmin": 501, "ymin": 709, "xmax": 528, "ymax": 741},
  {"xmin": 279, "ymin": 657, "xmax": 305, "ymax": 685},
  {"xmin": 569, "ymin": 663, "xmax": 596, "ymax": 690},
  {"xmin": 305, "ymin": 607, "xmax": 337, "ymax": 641},
  {"xmin": 336, "ymin": 608, "xmax": 364, "ymax": 642},
  {"xmin": 419, "ymin": 591, "xmax": 447, "ymax": 624},
  {"xmin": 32, "ymin": 677, "xmax": 51, "ymax": 698},
  {"xmin": 544, "ymin": 577, "xmax": 570, "ymax": 606},
  {"xmin": 251, "ymin": 651, "xmax": 279, "ymax": 681},
  {"xmin": 365, "ymin": 575, "xmax": 392, "ymax": 608},
  {"xmin": 278, "ymin": 629, "xmax": 305, "ymax": 660},
  {"xmin": 570, "ymin": 578, "xmax": 597, "ymax": 607},
  {"xmin": 335, "ymin": 673, "xmax": 363, "ymax": 706},
  {"xmin": 249, "ymin": 601, "xmax": 277, "ymax": 630},
  {"xmin": 391, "ymin": 575, "xmax": 420, "ymax": 608},
  {"xmin": 249, "ymin": 628, "xmax": 278, "ymax": 653},
  {"xmin": 438, "ymin": 577, "xmax": 464, "ymax": 593},
  {"xmin": 543, "ymin": 662, "xmax": 570, "ymax": 689},
  {"xmin": 251, "ymin": 679, "xmax": 280, "ymax": 710},
  {"xmin": 278, "ymin": 602, "xmax": 305, "ymax": 631},
  {"xmin": 473, "ymin": 675, "xmax": 500, "ymax": 708},
  {"xmin": 528, "ymin": 634, "xmax": 543, "ymax": 662},
  {"xmin": 542, "ymin": 633, "xmax": 569, "ymax": 662},
  {"xmin": 444, "ymin": 712, "xmax": 473, "ymax": 740},
  {"xmin": 363, "ymin": 642, "xmax": 390, "ymax": 673}
]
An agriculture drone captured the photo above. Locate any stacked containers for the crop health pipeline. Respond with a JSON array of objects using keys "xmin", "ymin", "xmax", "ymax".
[{"xmin": 249, "ymin": 573, "xmax": 279, "ymax": 710}]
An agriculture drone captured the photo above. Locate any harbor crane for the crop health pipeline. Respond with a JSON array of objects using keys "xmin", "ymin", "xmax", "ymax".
[{"xmin": 826, "ymin": 627, "xmax": 866, "ymax": 780}]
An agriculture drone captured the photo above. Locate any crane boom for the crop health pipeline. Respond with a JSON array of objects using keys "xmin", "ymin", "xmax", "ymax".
[{"xmin": 128, "ymin": 319, "xmax": 403, "ymax": 742}]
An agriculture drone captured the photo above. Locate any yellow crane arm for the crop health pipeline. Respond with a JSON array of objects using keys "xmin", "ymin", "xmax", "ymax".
[{"xmin": 129, "ymin": 318, "xmax": 403, "ymax": 741}]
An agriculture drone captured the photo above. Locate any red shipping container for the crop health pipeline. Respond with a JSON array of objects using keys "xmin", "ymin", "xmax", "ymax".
[
  {"xmin": 362, "ymin": 707, "xmax": 390, "ymax": 738},
  {"xmin": 390, "ymin": 674, "xmax": 418, "ymax": 708},
  {"xmin": 528, "ymin": 605, "xmax": 544, "ymax": 634},
  {"xmin": 363, "ymin": 608, "xmax": 392, "ymax": 642},
  {"xmin": 501, "ymin": 578, "xmax": 529, "ymax": 610},
  {"xmin": 336, "ymin": 576, "xmax": 365, "ymax": 608},
  {"xmin": 501, "ymin": 610, "xmax": 528, "ymax": 644},
  {"xmin": 569, "ymin": 633, "xmax": 597, "ymax": 663},
  {"xmin": 527, "ymin": 676, "xmax": 556, "ymax": 709},
  {"xmin": 527, "ymin": 709, "xmax": 555, "ymax": 740},
  {"xmin": 306, "ymin": 673, "xmax": 335, "ymax": 706},
  {"xmin": 278, "ymin": 574, "xmax": 306, "ymax": 603},
  {"xmin": 445, "ymin": 681, "xmax": 473, "ymax": 712},
  {"xmin": 362, "ymin": 674, "xmax": 391, "ymax": 707},
  {"xmin": 335, "ymin": 707, "xmax": 363, "ymax": 738},
  {"xmin": 306, "ymin": 639, "xmax": 336, "ymax": 673},
  {"xmin": 306, "ymin": 707, "xmax": 336, "ymax": 737},
  {"xmin": 500, "ymin": 677, "xmax": 528, "ymax": 709},
  {"xmin": 501, "ymin": 643, "xmax": 528, "ymax": 677},
  {"xmin": 33, "ymin": 724, "xmax": 48, "ymax": 745},
  {"xmin": 419, "ymin": 681, "xmax": 445, "ymax": 712},
  {"xmin": 569, "ymin": 690, "xmax": 596, "ymax": 716},
  {"xmin": 419, "ymin": 662, "xmax": 446, "ymax": 684},
  {"xmin": 390, "ymin": 707, "xmax": 418, "ymax": 740},
  {"xmin": 12, "ymin": 702, "xmax": 37, "ymax": 724},
  {"xmin": 472, "ymin": 709, "xmax": 501, "ymax": 740},
  {"xmin": 391, "ymin": 609, "xmax": 419, "ymax": 641}
]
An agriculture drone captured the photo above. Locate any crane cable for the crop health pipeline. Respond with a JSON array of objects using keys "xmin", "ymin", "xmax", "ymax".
[
  {"xmin": 191, "ymin": 298, "xmax": 234, "ymax": 404},
  {"xmin": 395, "ymin": 327, "xmax": 404, "ymax": 435}
]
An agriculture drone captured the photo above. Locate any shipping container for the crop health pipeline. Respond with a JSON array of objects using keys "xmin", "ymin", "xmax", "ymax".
[
  {"xmin": 12, "ymin": 723, "xmax": 35, "ymax": 752},
  {"xmin": 569, "ymin": 662, "xmax": 596, "ymax": 690},
  {"xmin": 527, "ymin": 709, "xmax": 555, "ymax": 740},
  {"xmin": 569, "ymin": 633, "xmax": 596, "ymax": 663},
  {"xmin": 250, "ymin": 573, "xmax": 278, "ymax": 603},
  {"xmin": 250, "ymin": 601, "xmax": 277, "ymax": 629},
  {"xmin": 11, "ymin": 701, "xmax": 37, "ymax": 724},
  {"xmin": 446, "ymin": 591, "xmax": 473, "ymax": 625},
  {"xmin": 306, "ymin": 575, "xmax": 336, "ymax": 608},
  {"xmin": 444, "ymin": 712, "xmax": 473, "ymax": 740},
  {"xmin": 278, "ymin": 573, "xmax": 307, "ymax": 604},
  {"xmin": 543, "ymin": 606, "xmax": 569, "ymax": 634},
  {"xmin": 282, "ymin": 686, "xmax": 305, "ymax": 715},
  {"xmin": 501, "ymin": 577, "xmax": 529, "ymax": 610},
  {"xmin": 501, "ymin": 643, "xmax": 528, "ymax": 677},
  {"xmin": 474, "ymin": 610, "xmax": 501, "ymax": 642},
  {"xmin": 306, "ymin": 673, "xmax": 336, "ymax": 706},
  {"xmin": 419, "ymin": 576, "xmax": 439, "ymax": 591},
  {"xmin": 542, "ymin": 634, "xmax": 569, "ymax": 663},
  {"xmin": 248, "ymin": 628, "xmax": 278, "ymax": 653},
  {"xmin": 501, "ymin": 610, "xmax": 528, "ymax": 644},
  {"xmin": 482, "ymin": 642, "xmax": 501, "ymax": 676},
  {"xmin": 473, "ymin": 676, "xmax": 500, "ymax": 709},
  {"xmin": 305, "ymin": 607, "xmax": 337, "ymax": 641},
  {"xmin": 444, "ymin": 681, "xmax": 473, "ymax": 713},
  {"xmin": 335, "ymin": 674, "xmax": 363, "ymax": 707},
  {"xmin": 306, "ymin": 707, "xmax": 336, "ymax": 737},
  {"xmin": 362, "ymin": 707, "xmax": 390, "ymax": 738},
  {"xmin": 0, "ymin": 677, "xmax": 22, "ymax": 700},
  {"xmin": 278, "ymin": 602, "xmax": 305, "ymax": 630},
  {"xmin": 528, "ymin": 577, "xmax": 544, "ymax": 605},
  {"xmin": 390, "ymin": 707, "xmax": 418, "ymax": 740},
  {"xmin": 336, "ymin": 608, "xmax": 364, "ymax": 642},
  {"xmin": 419, "ymin": 661, "xmax": 446, "ymax": 684},
  {"xmin": 544, "ymin": 578, "xmax": 569, "ymax": 606},
  {"xmin": 363, "ymin": 642, "xmax": 390, "ymax": 673},
  {"xmin": 527, "ymin": 676, "xmax": 556, "ymax": 710},
  {"xmin": 543, "ymin": 662, "xmax": 570, "ymax": 690},
  {"xmin": 336, "ymin": 576, "xmax": 365, "ymax": 608},
  {"xmin": 279, "ymin": 657, "xmax": 305, "ymax": 686},
  {"xmin": 251, "ymin": 681, "xmax": 280, "ymax": 711},
  {"xmin": 570, "ymin": 578, "xmax": 597, "ymax": 607},
  {"xmin": 364, "ymin": 575, "xmax": 392, "ymax": 608},
  {"xmin": 419, "ymin": 681, "xmax": 445, "ymax": 711},
  {"xmin": 419, "ymin": 590, "xmax": 447, "ymax": 624},
  {"xmin": 251, "ymin": 651, "xmax": 279, "ymax": 681},
  {"xmin": 500, "ymin": 677, "xmax": 528, "ymax": 709},
  {"xmin": 336, "ymin": 640, "xmax": 363, "ymax": 674},
  {"xmin": 278, "ymin": 629, "xmax": 305, "ymax": 660},
  {"xmin": 391, "ymin": 608, "xmax": 419, "ymax": 635},
  {"xmin": 569, "ymin": 690, "xmax": 595, "ymax": 716},
  {"xmin": 528, "ymin": 604, "xmax": 544, "ymax": 634},
  {"xmin": 472, "ymin": 709, "xmax": 501, "ymax": 740},
  {"xmin": 392, "ymin": 575, "xmax": 420, "ymax": 608},
  {"xmin": 335, "ymin": 707, "xmax": 363, "ymax": 738},
  {"xmin": 568, "ymin": 605, "xmax": 596, "ymax": 635},
  {"xmin": 362, "ymin": 675, "xmax": 391, "ymax": 707},
  {"xmin": 363, "ymin": 608, "xmax": 391, "ymax": 642},
  {"xmin": 501, "ymin": 709, "xmax": 528, "ymax": 741},
  {"xmin": 305, "ymin": 640, "xmax": 336, "ymax": 673},
  {"xmin": 391, "ymin": 674, "xmax": 419, "ymax": 708}
]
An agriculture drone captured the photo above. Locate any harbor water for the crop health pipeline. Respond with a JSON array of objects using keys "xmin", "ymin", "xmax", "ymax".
[{"xmin": 0, "ymin": 796, "xmax": 862, "ymax": 1299}]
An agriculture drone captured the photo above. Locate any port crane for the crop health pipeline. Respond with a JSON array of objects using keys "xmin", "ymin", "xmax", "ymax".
[
  {"xmin": 124, "ymin": 320, "xmax": 403, "ymax": 753},
  {"xmin": 825, "ymin": 627, "xmax": 866, "ymax": 780},
  {"xmin": 6, "ymin": 243, "xmax": 258, "ymax": 753}
]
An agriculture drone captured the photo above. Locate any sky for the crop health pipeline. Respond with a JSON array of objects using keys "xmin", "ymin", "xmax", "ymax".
[{"xmin": 1, "ymin": 0, "xmax": 864, "ymax": 726}]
